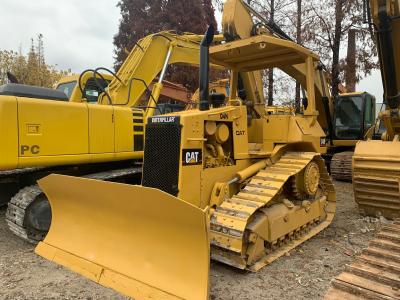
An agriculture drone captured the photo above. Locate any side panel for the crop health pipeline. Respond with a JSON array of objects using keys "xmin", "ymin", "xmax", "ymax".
[
  {"xmin": 17, "ymin": 98, "xmax": 88, "ymax": 158},
  {"xmin": 88, "ymin": 104, "xmax": 114, "ymax": 154},
  {"xmin": 114, "ymin": 106, "xmax": 134, "ymax": 153},
  {"xmin": 0, "ymin": 96, "xmax": 18, "ymax": 170}
]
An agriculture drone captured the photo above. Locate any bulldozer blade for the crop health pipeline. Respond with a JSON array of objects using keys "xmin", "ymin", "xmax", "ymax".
[{"xmin": 35, "ymin": 174, "xmax": 210, "ymax": 300}]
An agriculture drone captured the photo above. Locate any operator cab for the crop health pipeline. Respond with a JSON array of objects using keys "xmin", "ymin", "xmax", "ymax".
[
  {"xmin": 56, "ymin": 76, "xmax": 110, "ymax": 103},
  {"xmin": 334, "ymin": 92, "xmax": 376, "ymax": 140}
]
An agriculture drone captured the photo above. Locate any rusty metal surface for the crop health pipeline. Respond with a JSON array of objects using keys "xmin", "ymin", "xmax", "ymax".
[{"xmin": 325, "ymin": 220, "xmax": 400, "ymax": 300}]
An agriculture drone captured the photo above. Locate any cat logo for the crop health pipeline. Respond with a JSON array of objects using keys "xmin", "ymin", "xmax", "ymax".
[{"xmin": 182, "ymin": 149, "xmax": 202, "ymax": 166}]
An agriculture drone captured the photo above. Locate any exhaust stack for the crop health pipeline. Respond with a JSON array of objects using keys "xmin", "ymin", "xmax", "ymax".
[{"xmin": 199, "ymin": 24, "xmax": 215, "ymax": 111}]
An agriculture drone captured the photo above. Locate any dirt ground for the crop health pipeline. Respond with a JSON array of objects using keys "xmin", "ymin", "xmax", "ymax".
[{"xmin": 0, "ymin": 181, "xmax": 388, "ymax": 300}]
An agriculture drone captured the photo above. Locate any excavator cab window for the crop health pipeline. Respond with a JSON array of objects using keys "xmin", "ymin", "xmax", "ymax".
[
  {"xmin": 363, "ymin": 94, "xmax": 375, "ymax": 129},
  {"xmin": 334, "ymin": 95, "xmax": 363, "ymax": 139},
  {"xmin": 56, "ymin": 81, "xmax": 77, "ymax": 99},
  {"xmin": 84, "ymin": 77, "xmax": 110, "ymax": 103}
]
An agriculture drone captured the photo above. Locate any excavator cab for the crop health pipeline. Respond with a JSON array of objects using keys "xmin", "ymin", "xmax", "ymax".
[
  {"xmin": 55, "ymin": 73, "xmax": 111, "ymax": 103},
  {"xmin": 334, "ymin": 92, "xmax": 376, "ymax": 140}
]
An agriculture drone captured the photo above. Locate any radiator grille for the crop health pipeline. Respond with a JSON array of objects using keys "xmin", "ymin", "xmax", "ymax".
[{"xmin": 142, "ymin": 118, "xmax": 181, "ymax": 196}]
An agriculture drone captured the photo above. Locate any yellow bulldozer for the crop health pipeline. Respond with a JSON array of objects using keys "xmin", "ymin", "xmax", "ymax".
[
  {"xmin": 35, "ymin": 6, "xmax": 337, "ymax": 298},
  {"xmin": 352, "ymin": 0, "xmax": 400, "ymax": 219},
  {"xmin": 2, "ymin": 31, "xmax": 225, "ymax": 243}
]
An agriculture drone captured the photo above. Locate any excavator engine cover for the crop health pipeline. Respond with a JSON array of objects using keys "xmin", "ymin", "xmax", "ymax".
[{"xmin": 35, "ymin": 174, "xmax": 210, "ymax": 300}]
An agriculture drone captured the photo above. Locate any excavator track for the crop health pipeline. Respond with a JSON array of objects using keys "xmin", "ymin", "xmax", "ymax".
[
  {"xmin": 325, "ymin": 220, "xmax": 400, "ymax": 300},
  {"xmin": 6, "ymin": 167, "xmax": 142, "ymax": 244},
  {"xmin": 353, "ymin": 142, "xmax": 400, "ymax": 220},
  {"xmin": 210, "ymin": 152, "xmax": 336, "ymax": 271},
  {"xmin": 331, "ymin": 151, "xmax": 353, "ymax": 182}
]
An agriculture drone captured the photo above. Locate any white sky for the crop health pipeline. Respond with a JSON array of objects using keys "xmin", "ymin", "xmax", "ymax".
[{"xmin": 0, "ymin": 0, "xmax": 383, "ymax": 101}]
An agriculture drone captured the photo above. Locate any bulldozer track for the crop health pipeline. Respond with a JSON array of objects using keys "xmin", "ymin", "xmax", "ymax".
[
  {"xmin": 331, "ymin": 151, "xmax": 353, "ymax": 182},
  {"xmin": 6, "ymin": 167, "xmax": 142, "ymax": 244},
  {"xmin": 210, "ymin": 152, "xmax": 336, "ymax": 271},
  {"xmin": 353, "ymin": 154, "xmax": 400, "ymax": 220},
  {"xmin": 325, "ymin": 220, "xmax": 400, "ymax": 300}
]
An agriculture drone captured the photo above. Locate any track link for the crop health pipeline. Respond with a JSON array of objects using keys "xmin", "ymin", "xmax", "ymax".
[
  {"xmin": 210, "ymin": 152, "xmax": 336, "ymax": 270},
  {"xmin": 6, "ymin": 167, "xmax": 142, "ymax": 244},
  {"xmin": 331, "ymin": 151, "xmax": 353, "ymax": 182},
  {"xmin": 325, "ymin": 220, "xmax": 400, "ymax": 300},
  {"xmin": 6, "ymin": 185, "xmax": 43, "ymax": 243},
  {"xmin": 353, "ymin": 152, "xmax": 400, "ymax": 220}
]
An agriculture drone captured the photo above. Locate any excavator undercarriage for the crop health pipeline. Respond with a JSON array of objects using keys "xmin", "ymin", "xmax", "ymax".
[{"xmin": 353, "ymin": 141, "xmax": 400, "ymax": 219}]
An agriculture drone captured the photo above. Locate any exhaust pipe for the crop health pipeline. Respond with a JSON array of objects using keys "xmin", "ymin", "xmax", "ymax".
[{"xmin": 199, "ymin": 24, "xmax": 215, "ymax": 111}]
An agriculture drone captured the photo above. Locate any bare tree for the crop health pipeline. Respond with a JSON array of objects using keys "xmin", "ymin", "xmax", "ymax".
[
  {"xmin": 345, "ymin": 29, "xmax": 357, "ymax": 92},
  {"xmin": 295, "ymin": 0, "xmax": 302, "ymax": 110},
  {"xmin": 267, "ymin": 0, "xmax": 275, "ymax": 106}
]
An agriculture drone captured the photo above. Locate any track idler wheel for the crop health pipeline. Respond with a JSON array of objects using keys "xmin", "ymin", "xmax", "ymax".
[{"xmin": 292, "ymin": 161, "xmax": 320, "ymax": 200}]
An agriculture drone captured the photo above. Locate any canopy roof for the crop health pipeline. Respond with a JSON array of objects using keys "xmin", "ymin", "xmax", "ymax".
[{"xmin": 210, "ymin": 35, "xmax": 319, "ymax": 72}]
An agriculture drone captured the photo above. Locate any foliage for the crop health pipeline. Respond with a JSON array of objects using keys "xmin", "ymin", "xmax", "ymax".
[
  {"xmin": 0, "ymin": 35, "xmax": 71, "ymax": 87},
  {"xmin": 113, "ymin": 0, "xmax": 218, "ymax": 91}
]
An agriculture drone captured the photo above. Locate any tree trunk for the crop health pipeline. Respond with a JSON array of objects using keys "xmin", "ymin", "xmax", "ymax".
[
  {"xmin": 331, "ymin": 0, "xmax": 344, "ymax": 97},
  {"xmin": 268, "ymin": 69, "xmax": 274, "ymax": 106},
  {"xmin": 345, "ymin": 29, "xmax": 357, "ymax": 92},
  {"xmin": 295, "ymin": 0, "xmax": 302, "ymax": 111},
  {"xmin": 268, "ymin": 0, "xmax": 275, "ymax": 106}
]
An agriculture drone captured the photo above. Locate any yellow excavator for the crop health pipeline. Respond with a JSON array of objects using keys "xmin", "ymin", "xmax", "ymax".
[
  {"xmin": 34, "ymin": 1, "xmax": 336, "ymax": 299},
  {"xmin": 328, "ymin": 91, "xmax": 377, "ymax": 181},
  {"xmin": 353, "ymin": 0, "xmax": 400, "ymax": 219},
  {"xmin": 3, "ymin": 31, "xmax": 224, "ymax": 243},
  {"xmin": 325, "ymin": 1, "xmax": 400, "ymax": 298}
]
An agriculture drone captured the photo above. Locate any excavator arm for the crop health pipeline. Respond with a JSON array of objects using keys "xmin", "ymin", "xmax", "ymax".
[
  {"xmin": 221, "ymin": 0, "xmax": 266, "ymax": 116},
  {"xmin": 222, "ymin": 0, "xmax": 333, "ymax": 128},
  {"xmin": 370, "ymin": 0, "xmax": 400, "ymax": 110},
  {"xmin": 104, "ymin": 31, "xmax": 223, "ymax": 118}
]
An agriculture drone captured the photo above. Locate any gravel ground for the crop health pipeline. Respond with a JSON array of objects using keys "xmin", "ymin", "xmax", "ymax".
[{"xmin": 0, "ymin": 181, "xmax": 386, "ymax": 300}]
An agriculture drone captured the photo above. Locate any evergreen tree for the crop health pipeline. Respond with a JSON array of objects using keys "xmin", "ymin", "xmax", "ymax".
[{"xmin": 0, "ymin": 35, "xmax": 70, "ymax": 87}]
